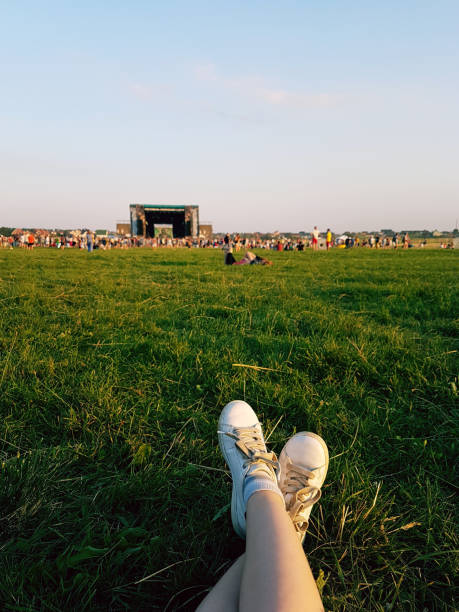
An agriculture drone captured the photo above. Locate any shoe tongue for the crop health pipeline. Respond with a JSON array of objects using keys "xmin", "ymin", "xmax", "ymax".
[{"xmin": 247, "ymin": 460, "xmax": 273, "ymax": 479}]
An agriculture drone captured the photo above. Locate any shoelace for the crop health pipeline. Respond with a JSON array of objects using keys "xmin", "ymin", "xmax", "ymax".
[
  {"xmin": 283, "ymin": 459, "xmax": 322, "ymax": 531},
  {"xmin": 218, "ymin": 426, "xmax": 279, "ymax": 476}
]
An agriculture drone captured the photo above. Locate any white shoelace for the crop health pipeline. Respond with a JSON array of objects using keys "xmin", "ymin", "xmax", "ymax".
[
  {"xmin": 283, "ymin": 458, "xmax": 322, "ymax": 531},
  {"xmin": 219, "ymin": 426, "xmax": 279, "ymax": 477}
]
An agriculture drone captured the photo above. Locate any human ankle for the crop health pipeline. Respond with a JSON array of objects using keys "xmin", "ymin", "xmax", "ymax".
[{"xmin": 243, "ymin": 476, "xmax": 285, "ymax": 508}]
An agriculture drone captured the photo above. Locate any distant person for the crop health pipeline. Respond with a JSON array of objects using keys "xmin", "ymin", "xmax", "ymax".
[
  {"xmin": 312, "ymin": 226, "xmax": 319, "ymax": 251},
  {"xmin": 223, "ymin": 243, "xmax": 235, "ymax": 265},
  {"xmin": 87, "ymin": 232, "xmax": 94, "ymax": 253},
  {"xmin": 326, "ymin": 229, "xmax": 332, "ymax": 250},
  {"xmin": 224, "ymin": 246, "xmax": 272, "ymax": 266},
  {"xmin": 393, "ymin": 233, "xmax": 398, "ymax": 249},
  {"xmin": 403, "ymin": 233, "xmax": 410, "ymax": 249},
  {"xmin": 237, "ymin": 251, "xmax": 272, "ymax": 266},
  {"xmin": 27, "ymin": 233, "xmax": 35, "ymax": 250}
]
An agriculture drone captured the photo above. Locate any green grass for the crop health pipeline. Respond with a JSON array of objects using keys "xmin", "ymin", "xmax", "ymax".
[{"xmin": 0, "ymin": 248, "xmax": 457, "ymax": 611}]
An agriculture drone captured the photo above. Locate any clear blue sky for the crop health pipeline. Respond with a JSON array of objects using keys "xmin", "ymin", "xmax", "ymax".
[{"xmin": 1, "ymin": 1, "xmax": 458, "ymax": 232}]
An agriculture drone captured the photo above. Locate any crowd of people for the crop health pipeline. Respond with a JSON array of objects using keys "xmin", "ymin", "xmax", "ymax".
[
  {"xmin": 0, "ymin": 228, "xmax": 448, "ymax": 251},
  {"xmin": 339, "ymin": 232, "xmax": 414, "ymax": 249},
  {"xmin": 0, "ymin": 230, "xmax": 151, "ymax": 250},
  {"xmin": 221, "ymin": 230, "xmax": 416, "ymax": 251}
]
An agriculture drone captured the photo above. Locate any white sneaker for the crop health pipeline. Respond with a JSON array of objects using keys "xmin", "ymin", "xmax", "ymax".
[
  {"xmin": 218, "ymin": 400, "xmax": 279, "ymax": 538},
  {"xmin": 278, "ymin": 432, "xmax": 329, "ymax": 542}
]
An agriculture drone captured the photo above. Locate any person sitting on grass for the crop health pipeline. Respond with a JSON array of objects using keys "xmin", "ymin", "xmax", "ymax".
[
  {"xmin": 224, "ymin": 245, "xmax": 273, "ymax": 266},
  {"xmin": 197, "ymin": 400, "xmax": 328, "ymax": 612}
]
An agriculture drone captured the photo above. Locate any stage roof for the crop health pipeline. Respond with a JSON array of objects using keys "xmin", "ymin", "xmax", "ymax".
[{"xmin": 129, "ymin": 204, "xmax": 198, "ymax": 210}]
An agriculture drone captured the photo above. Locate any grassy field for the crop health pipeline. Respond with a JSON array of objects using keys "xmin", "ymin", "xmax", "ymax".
[{"xmin": 0, "ymin": 248, "xmax": 457, "ymax": 611}]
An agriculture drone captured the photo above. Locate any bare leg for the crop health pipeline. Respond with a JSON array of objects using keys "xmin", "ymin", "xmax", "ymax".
[
  {"xmin": 196, "ymin": 555, "xmax": 244, "ymax": 612},
  {"xmin": 240, "ymin": 491, "xmax": 323, "ymax": 612},
  {"xmin": 198, "ymin": 402, "xmax": 327, "ymax": 611},
  {"xmin": 198, "ymin": 493, "xmax": 323, "ymax": 612}
]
